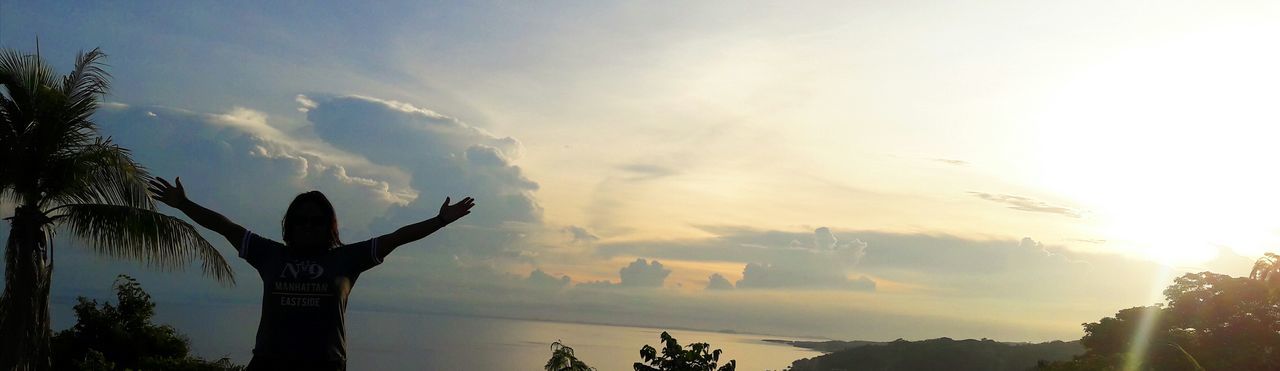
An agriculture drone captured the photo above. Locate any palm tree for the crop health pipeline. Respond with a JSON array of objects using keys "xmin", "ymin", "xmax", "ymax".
[{"xmin": 0, "ymin": 47, "xmax": 233, "ymax": 370}]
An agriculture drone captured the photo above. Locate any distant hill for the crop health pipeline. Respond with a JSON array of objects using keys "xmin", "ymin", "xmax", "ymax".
[
  {"xmin": 763, "ymin": 339, "xmax": 886, "ymax": 353},
  {"xmin": 787, "ymin": 337, "xmax": 1083, "ymax": 371}
]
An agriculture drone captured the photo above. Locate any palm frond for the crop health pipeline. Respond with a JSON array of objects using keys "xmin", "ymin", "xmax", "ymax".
[
  {"xmin": 0, "ymin": 47, "xmax": 102, "ymax": 205},
  {"xmin": 0, "ymin": 49, "xmax": 42, "ymax": 198},
  {"xmin": 0, "ymin": 48, "xmax": 57, "ymax": 128},
  {"xmin": 61, "ymin": 48, "xmax": 109, "ymax": 101},
  {"xmin": 0, "ymin": 123, "xmax": 11, "ymax": 200},
  {"xmin": 58, "ymin": 48, "xmax": 108, "ymax": 131},
  {"xmin": 54, "ymin": 204, "xmax": 235, "ymax": 285},
  {"xmin": 40, "ymin": 137, "xmax": 152, "ymax": 210},
  {"xmin": 0, "ymin": 90, "xmax": 15, "ymax": 147},
  {"xmin": 0, "ymin": 96, "xmax": 25, "ymax": 183}
]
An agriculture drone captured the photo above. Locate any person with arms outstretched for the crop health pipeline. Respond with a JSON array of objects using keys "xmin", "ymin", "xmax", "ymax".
[{"xmin": 148, "ymin": 177, "xmax": 475, "ymax": 371}]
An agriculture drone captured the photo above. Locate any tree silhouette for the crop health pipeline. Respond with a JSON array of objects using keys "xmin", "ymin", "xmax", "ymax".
[
  {"xmin": 1039, "ymin": 256, "xmax": 1280, "ymax": 371},
  {"xmin": 545, "ymin": 340, "xmax": 596, "ymax": 371},
  {"xmin": 0, "ymin": 47, "xmax": 233, "ymax": 370},
  {"xmin": 1251, "ymin": 252, "xmax": 1280, "ymax": 287},
  {"xmin": 51, "ymin": 275, "xmax": 243, "ymax": 370},
  {"xmin": 634, "ymin": 331, "xmax": 736, "ymax": 371}
]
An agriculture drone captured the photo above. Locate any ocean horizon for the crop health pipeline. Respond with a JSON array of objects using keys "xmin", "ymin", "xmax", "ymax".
[{"xmin": 51, "ymin": 300, "xmax": 824, "ymax": 370}]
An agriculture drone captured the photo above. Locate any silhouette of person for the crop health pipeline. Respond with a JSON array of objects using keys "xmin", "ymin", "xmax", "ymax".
[{"xmin": 149, "ymin": 177, "xmax": 475, "ymax": 371}]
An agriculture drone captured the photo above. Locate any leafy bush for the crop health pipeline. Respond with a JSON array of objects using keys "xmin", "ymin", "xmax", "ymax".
[
  {"xmin": 51, "ymin": 275, "xmax": 243, "ymax": 371},
  {"xmin": 634, "ymin": 331, "xmax": 736, "ymax": 371}
]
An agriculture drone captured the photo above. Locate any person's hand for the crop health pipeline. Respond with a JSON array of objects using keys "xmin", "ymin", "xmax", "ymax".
[
  {"xmin": 438, "ymin": 197, "xmax": 475, "ymax": 224},
  {"xmin": 147, "ymin": 177, "xmax": 189, "ymax": 208}
]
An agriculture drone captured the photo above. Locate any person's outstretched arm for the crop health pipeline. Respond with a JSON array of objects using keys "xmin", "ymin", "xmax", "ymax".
[
  {"xmin": 375, "ymin": 196, "xmax": 475, "ymax": 260},
  {"xmin": 148, "ymin": 177, "xmax": 248, "ymax": 251}
]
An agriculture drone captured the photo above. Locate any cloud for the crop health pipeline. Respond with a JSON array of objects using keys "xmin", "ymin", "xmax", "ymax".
[
  {"xmin": 1020, "ymin": 237, "xmax": 1089, "ymax": 265},
  {"xmin": 969, "ymin": 192, "xmax": 1083, "ymax": 218},
  {"xmin": 526, "ymin": 268, "xmax": 572, "ymax": 289},
  {"xmin": 575, "ymin": 258, "xmax": 673, "ymax": 289},
  {"xmin": 303, "ymin": 95, "xmax": 542, "ymax": 231},
  {"xmin": 596, "ymin": 225, "xmax": 1194, "ymax": 301},
  {"xmin": 713, "ymin": 227, "xmax": 878, "ymax": 290},
  {"xmin": 294, "ymin": 94, "xmax": 318, "ymax": 112},
  {"xmin": 303, "ymin": 94, "xmax": 523, "ymax": 163},
  {"xmin": 601, "ymin": 226, "xmax": 870, "ymax": 267},
  {"xmin": 745, "ymin": 227, "xmax": 873, "ymax": 291},
  {"xmin": 41, "ymin": 102, "xmax": 436, "ymax": 308},
  {"xmin": 1019, "ymin": 237, "xmax": 1046, "ymax": 252},
  {"xmin": 273, "ymin": 94, "xmax": 554, "ymax": 265},
  {"xmin": 706, "ymin": 273, "xmax": 734, "ymax": 290},
  {"xmin": 933, "ymin": 158, "xmax": 969, "ymax": 166},
  {"xmin": 810, "ymin": 227, "xmax": 868, "ymax": 265},
  {"xmin": 619, "ymin": 258, "xmax": 672, "ymax": 288},
  {"xmin": 600, "ymin": 227, "xmax": 873, "ymax": 291},
  {"xmin": 617, "ymin": 163, "xmax": 679, "ymax": 180},
  {"xmin": 95, "ymin": 104, "xmax": 408, "ymax": 237},
  {"xmin": 563, "ymin": 225, "xmax": 599, "ymax": 244},
  {"xmin": 736, "ymin": 263, "xmax": 875, "ymax": 290},
  {"xmin": 87, "ymin": 99, "xmax": 567, "ymax": 307},
  {"xmin": 575, "ymin": 280, "xmax": 618, "ymax": 289}
]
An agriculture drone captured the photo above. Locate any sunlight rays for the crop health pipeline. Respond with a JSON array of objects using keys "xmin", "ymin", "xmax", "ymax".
[{"xmin": 1122, "ymin": 265, "xmax": 1174, "ymax": 371}]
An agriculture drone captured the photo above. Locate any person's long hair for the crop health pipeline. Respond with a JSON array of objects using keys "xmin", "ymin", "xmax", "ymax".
[{"xmin": 281, "ymin": 191, "xmax": 343, "ymax": 250}]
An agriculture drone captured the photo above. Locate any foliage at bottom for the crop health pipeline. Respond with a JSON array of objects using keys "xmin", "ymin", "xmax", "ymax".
[{"xmin": 51, "ymin": 275, "xmax": 243, "ymax": 371}]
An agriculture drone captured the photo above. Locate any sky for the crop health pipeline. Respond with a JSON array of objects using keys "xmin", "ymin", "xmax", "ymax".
[{"xmin": 3, "ymin": 0, "xmax": 1280, "ymax": 343}]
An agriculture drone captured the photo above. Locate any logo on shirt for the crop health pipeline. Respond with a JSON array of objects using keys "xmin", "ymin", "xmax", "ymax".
[{"xmin": 280, "ymin": 260, "xmax": 325, "ymax": 279}]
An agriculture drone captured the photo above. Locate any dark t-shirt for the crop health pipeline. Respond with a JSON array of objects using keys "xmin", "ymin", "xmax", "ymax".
[{"xmin": 239, "ymin": 231, "xmax": 382, "ymax": 361}]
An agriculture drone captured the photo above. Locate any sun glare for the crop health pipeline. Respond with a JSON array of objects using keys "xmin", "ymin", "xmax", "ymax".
[{"xmin": 1033, "ymin": 27, "xmax": 1280, "ymax": 265}]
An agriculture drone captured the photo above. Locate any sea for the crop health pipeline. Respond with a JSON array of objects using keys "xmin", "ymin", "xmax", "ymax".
[{"xmin": 51, "ymin": 301, "xmax": 824, "ymax": 371}]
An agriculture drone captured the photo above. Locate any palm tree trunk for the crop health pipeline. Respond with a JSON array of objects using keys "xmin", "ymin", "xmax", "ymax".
[{"xmin": 0, "ymin": 209, "xmax": 53, "ymax": 371}]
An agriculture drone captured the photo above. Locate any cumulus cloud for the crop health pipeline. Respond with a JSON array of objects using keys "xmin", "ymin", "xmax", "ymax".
[
  {"xmin": 304, "ymin": 95, "xmax": 522, "ymax": 161},
  {"xmin": 596, "ymin": 227, "xmax": 875, "ymax": 291},
  {"xmin": 1022, "ymin": 237, "xmax": 1089, "ymax": 265},
  {"xmin": 577, "ymin": 258, "xmax": 673, "ymax": 289},
  {"xmin": 809, "ymin": 227, "xmax": 868, "ymax": 265},
  {"xmin": 969, "ymin": 192, "xmax": 1082, "ymax": 218},
  {"xmin": 302, "ymin": 95, "xmax": 541, "ymax": 232},
  {"xmin": 91, "ymin": 96, "xmax": 559, "ymax": 294},
  {"xmin": 619, "ymin": 258, "xmax": 671, "ymax": 288},
  {"xmin": 742, "ymin": 227, "xmax": 873, "ymax": 290},
  {"xmin": 706, "ymin": 273, "xmax": 734, "ymax": 290},
  {"xmin": 95, "ymin": 104, "xmax": 407, "ymax": 237},
  {"xmin": 597, "ymin": 225, "xmax": 1194, "ymax": 302},
  {"xmin": 646, "ymin": 227, "xmax": 878, "ymax": 291},
  {"xmin": 526, "ymin": 268, "xmax": 572, "ymax": 289},
  {"xmin": 279, "ymin": 94, "xmax": 551, "ymax": 263}
]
